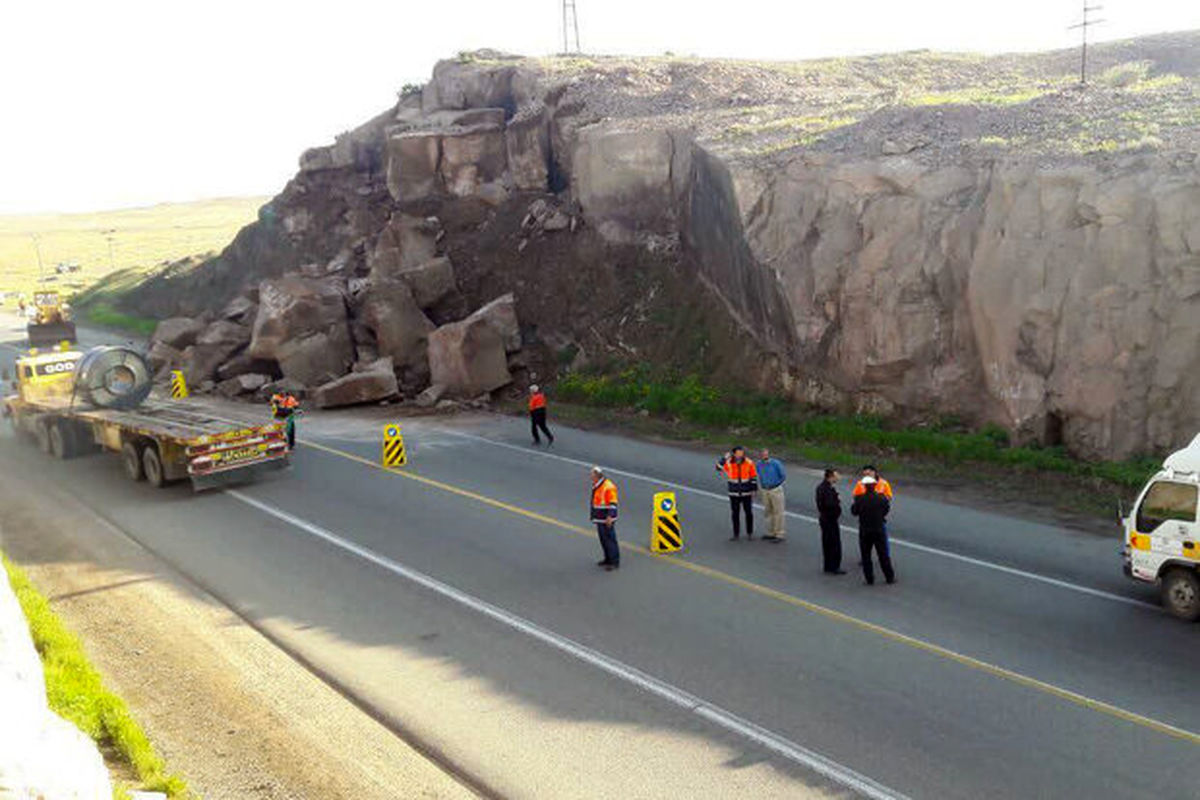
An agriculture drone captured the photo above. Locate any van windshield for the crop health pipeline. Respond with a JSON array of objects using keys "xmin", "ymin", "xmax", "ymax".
[{"xmin": 1136, "ymin": 481, "xmax": 1199, "ymax": 533}]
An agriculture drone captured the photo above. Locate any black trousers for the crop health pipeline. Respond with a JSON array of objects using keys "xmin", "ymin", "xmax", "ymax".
[
  {"xmin": 729, "ymin": 495, "xmax": 754, "ymax": 538},
  {"xmin": 596, "ymin": 521, "xmax": 619, "ymax": 565},
  {"xmin": 859, "ymin": 530, "xmax": 895, "ymax": 584},
  {"xmin": 820, "ymin": 518, "xmax": 842, "ymax": 572},
  {"xmin": 530, "ymin": 408, "xmax": 554, "ymax": 443}
]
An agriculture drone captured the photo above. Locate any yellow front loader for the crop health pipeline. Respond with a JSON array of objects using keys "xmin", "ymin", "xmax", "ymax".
[{"xmin": 26, "ymin": 290, "xmax": 78, "ymax": 347}]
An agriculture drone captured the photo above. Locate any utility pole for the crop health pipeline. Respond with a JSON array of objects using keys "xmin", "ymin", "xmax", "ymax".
[
  {"xmin": 102, "ymin": 228, "xmax": 116, "ymax": 272},
  {"xmin": 1068, "ymin": 2, "xmax": 1105, "ymax": 85},
  {"xmin": 30, "ymin": 233, "xmax": 44, "ymax": 283},
  {"xmin": 562, "ymin": 0, "xmax": 581, "ymax": 54}
]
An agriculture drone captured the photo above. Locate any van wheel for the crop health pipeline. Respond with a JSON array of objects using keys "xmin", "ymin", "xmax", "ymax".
[
  {"xmin": 49, "ymin": 422, "xmax": 74, "ymax": 460},
  {"xmin": 1161, "ymin": 568, "xmax": 1200, "ymax": 622},
  {"xmin": 121, "ymin": 441, "xmax": 145, "ymax": 481},
  {"xmin": 142, "ymin": 444, "xmax": 167, "ymax": 488},
  {"xmin": 35, "ymin": 422, "xmax": 52, "ymax": 454}
]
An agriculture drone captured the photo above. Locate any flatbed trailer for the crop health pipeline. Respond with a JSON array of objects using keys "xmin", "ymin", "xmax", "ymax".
[{"xmin": 4, "ymin": 348, "xmax": 288, "ymax": 490}]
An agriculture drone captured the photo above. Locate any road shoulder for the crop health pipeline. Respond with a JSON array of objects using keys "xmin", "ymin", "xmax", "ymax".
[{"xmin": 0, "ymin": 466, "xmax": 474, "ymax": 800}]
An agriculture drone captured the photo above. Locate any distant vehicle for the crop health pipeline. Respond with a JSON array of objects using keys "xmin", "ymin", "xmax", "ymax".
[
  {"xmin": 4, "ymin": 345, "xmax": 289, "ymax": 490},
  {"xmin": 1122, "ymin": 433, "xmax": 1200, "ymax": 621},
  {"xmin": 26, "ymin": 290, "xmax": 77, "ymax": 347},
  {"xmin": 54, "ymin": 262, "xmax": 81, "ymax": 274}
]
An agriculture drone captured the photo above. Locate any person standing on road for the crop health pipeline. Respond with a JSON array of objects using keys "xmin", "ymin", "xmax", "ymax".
[
  {"xmin": 853, "ymin": 465, "xmax": 892, "ymax": 500},
  {"xmin": 590, "ymin": 466, "xmax": 620, "ymax": 571},
  {"xmin": 529, "ymin": 384, "xmax": 554, "ymax": 446},
  {"xmin": 717, "ymin": 446, "xmax": 758, "ymax": 540},
  {"xmin": 756, "ymin": 448, "xmax": 787, "ymax": 542},
  {"xmin": 271, "ymin": 391, "xmax": 300, "ymax": 450},
  {"xmin": 816, "ymin": 469, "xmax": 846, "ymax": 574},
  {"xmin": 851, "ymin": 476, "xmax": 894, "ymax": 585}
]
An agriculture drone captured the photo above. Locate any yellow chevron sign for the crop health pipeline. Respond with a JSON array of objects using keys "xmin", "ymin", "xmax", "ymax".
[
  {"xmin": 382, "ymin": 423, "xmax": 407, "ymax": 467},
  {"xmin": 650, "ymin": 491, "xmax": 682, "ymax": 553},
  {"xmin": 170, "ymin": 370, "xmax": 189, "ymax": 399}
]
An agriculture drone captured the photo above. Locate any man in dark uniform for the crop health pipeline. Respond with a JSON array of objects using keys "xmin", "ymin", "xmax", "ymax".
[
  {"xmin": 815, "ymin": 468, "xmax": 846, "ymax": 574},
  {"xmin": 850, "ymin": 476, "xmax": 895, "ymax": 585}
]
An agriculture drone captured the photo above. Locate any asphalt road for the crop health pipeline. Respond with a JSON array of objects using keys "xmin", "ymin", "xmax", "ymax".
[{"xmin": 1, "ymin": 312, "xmax": 1197, "ymax": 799}]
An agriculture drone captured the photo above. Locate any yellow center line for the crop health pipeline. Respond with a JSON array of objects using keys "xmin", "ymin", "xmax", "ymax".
[{"xmin": 300, "ymin": 438, "xmax": 1200, "ymax": 747}]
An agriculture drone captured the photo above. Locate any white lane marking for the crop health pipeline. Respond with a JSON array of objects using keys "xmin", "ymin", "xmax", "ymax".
[
  {"xmin": 434, "ymin": 428, "xmax": 1156, "ymax": 611},
  {"xmin": 227, "ymin": 488, "xmax": 909, "ymax": 800}
]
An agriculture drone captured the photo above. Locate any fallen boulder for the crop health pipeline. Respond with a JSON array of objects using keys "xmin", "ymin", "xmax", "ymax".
[
  {"xmin": 428, "ymin": 314, "xmax": 512, "ymax": 397},
  {"xmin": 152, "ymin": 317, "xmax": 204, "ymax": 349},
  {"xmin": 220, "ymin": 295, "xmax": 258, "ymax": 324},
  {"xmin": 249, "ymin": 276, "xmax": 350, "ymax": 365},
  {"xmin": 216, "ymin": 352, "xmax": 280, "ymax": 382},
  {"xmin": 216, "ymin": 373, "xmax": 271, "ymax": 398},
  {"xmin": 400, "ymin": 256, "xmax": 458, "ymax": 309},
  {"xmin": 147, "ymin": 340, "xmax": 184, "ymax": 374},
  {"xmin": 468, "ymin": 293, "xmax": 521, "ymax": 353},
  {"xmin": 413, "ymin": 383, "xmax": 446, "ymax": 408},
  {"xmin": 368, "ymin": 214, "xmax": 440, "ymax": 280},
  {"xmin": 361, "ymin": 279, "xmax": 435, "ymax": 371},
  {"xmin": 313, "ymin": 358, "xmax": 399, "ymax": 408},
  {"xmin": 276, "ymin": 328, "xmax": 355, "ymax": 387}
]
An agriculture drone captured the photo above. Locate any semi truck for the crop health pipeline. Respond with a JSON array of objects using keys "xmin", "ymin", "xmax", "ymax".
[
  {"xmin": 4, "ymin": 345, "xmax": 288, "ymax": 490},
  {"xmin": 1122, "ymin": 433, "xmax": 1200, "ymax": 621}
]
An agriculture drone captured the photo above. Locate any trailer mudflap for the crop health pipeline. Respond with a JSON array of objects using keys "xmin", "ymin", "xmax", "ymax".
[{"xmin": 189, "ymin": 455, "xmax": 290, "ymax": 491}]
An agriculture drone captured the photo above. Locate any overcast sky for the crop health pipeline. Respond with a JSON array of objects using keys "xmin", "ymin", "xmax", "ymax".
[{"xmin": 0, "ymin": 0, "xmax": 1195, "ymax": 214}]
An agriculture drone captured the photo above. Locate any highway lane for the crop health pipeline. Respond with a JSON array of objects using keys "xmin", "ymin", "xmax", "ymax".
[
  {"xmin": 2, "ymin": 314, "xmax": 1197, "ymax": 797},
  {"xmin": 2, "ymin": 401, "xmax": 1198, "ymax": 798}
]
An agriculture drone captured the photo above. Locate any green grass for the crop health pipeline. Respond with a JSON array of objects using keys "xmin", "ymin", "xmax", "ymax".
[
  {"xmin": 556, "ymin": 368, "xmax": 1159, "ymax": 489},
  {"xmin": 901, "ymin": 86, "xmax": 1050, "ymax": 107},
  {"xmin": 81, "ymin": 301, "xmax": 159, "ymax": 337},
  {"xmin": 1, "ymin": 553, "xmax": 191, "ymax": 799}
]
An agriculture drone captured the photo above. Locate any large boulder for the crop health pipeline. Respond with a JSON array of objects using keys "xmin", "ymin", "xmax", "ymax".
[
  {"xmin": 178, "ymin": 319, "xmax": 251, "ymax": 387},
  {"xmin": 313, "ymin": 358, "xmax": 399, "ymax": 408},
  {"xmin": 400, "ymin": 257, "xmax": 458, "ymax": 310},
  {"xmin": 440, "ymin": 124, "xmax": 508, "ymax": 197},
  {"xmin": 277, "ymin": 327, "xmax": 355, "ymax": 387},
  {"xmin": 216, "ymin": 373, "xmax": 271, "ymax": 398},
  {"xmin": 220, "ymin": 294, "xmax": 258, "ymax": 324},
  {"xmin": 197, "ymin": 319, "xmax": 251, "ymax": 349},
  {"xmin": 386, "ymin": 132, "xmax": 442, "ymax": 201},
  {"xmin": 152, "ymin": 316, "xmax": 204, "ymax": 349},
  {"xmin": 216, "ymin": 351, "xmax": 280, "ymax": 382},
  {"xmin": 368, "ymin": 214, "xmax": 440, "ymax": 280},
  {"xmin": 573, "ymin": 125, "xmax": 684, "ymax": 242},
  {"xmin": 420, "ymin": 55, "xmax": 535, "ymax": 114},
  {"xmin": 361, "ymin": 279, "xmax": 435, "ymax": 372},
  {"xmin": 147, "ymin": 340, "xmax": 184, "ymax": 374},
  {"xmin": 506, "ymin": 104, "xmax": 550, "ymax": 191},
  {"xmin": 248, "ymin": 277, "xmax": 349, "ymax": 362},
  {"xmin": 428, "ymin": 314, "xmax": 513, "ymax": 398},
  {"xmin": 467, "ymin": 293, "xmax": 521, "ymax": 353}
]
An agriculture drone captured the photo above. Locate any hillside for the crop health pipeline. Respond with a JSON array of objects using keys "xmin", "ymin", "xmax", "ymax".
[
  {"xmin": 0, "ymin": 197, "xmax": 267, "ymax": 301},
  {"xmin": 109, "ymin": 32, "xmax": 1199, "ymax": 461}
]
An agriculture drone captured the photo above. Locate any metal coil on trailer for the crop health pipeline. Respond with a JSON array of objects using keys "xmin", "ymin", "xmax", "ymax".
[{"xmin": 74, "ymin": 346, "xmax": 153, "ymax": 409}]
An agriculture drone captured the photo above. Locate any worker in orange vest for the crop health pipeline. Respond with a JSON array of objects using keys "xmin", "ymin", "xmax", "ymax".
[
  {"xmin": 528, "ymin": 384, "xmax": 554, "ymax": 446},
  {"xmin": 852, "ymin": 465, "xmax": 893, "ymax": 499},
  {"xmin": 716, "ymin": 445, "xmax": 758, "ymax": 540},
  {"xmin": 271, "ymin": 391, "xmax": 300, "ymax": 450},
  {"xmin": 589, "ymin": 466, "xmax": 620, "ymax": 570}
]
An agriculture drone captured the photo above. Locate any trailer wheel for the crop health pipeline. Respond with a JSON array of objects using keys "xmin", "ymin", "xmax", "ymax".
[
  {"xmin": 121, "ymin": 441, "xmax": 145, "ymax": 482},
  {"xmin": 48, "ymin": 422, "xmax": 74, "ymax": 460},
  {"xmin": 34, "ymin": 422, "xmax": 52, "ymax": 454},
  {"xmin": 142, "ymin": 444, "xmax": 167, "ymax": 488},
  {"xmin": 1161, "ymin": 568, "xmax": 1200, "ymax": 622}
]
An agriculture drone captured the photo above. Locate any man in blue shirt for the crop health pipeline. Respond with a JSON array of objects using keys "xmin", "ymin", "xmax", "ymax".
[{"xmin": 757, "ymin": 448, "xmax": 787, "ymax": 542}]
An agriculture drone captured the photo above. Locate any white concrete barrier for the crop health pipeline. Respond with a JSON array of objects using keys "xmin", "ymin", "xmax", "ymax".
[{"xmin": 0, "ymin": 567, "xmax": 112, "ymax": 799}]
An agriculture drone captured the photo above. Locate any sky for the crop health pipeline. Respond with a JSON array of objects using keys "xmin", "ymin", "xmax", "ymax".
[{"xmin": 0, "ymin": 0, "xmax": 1196, "ymax": 214}]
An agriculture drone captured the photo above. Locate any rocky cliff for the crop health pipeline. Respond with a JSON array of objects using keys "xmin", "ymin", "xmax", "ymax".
[{"xmin": 128, "ymin": 33, "xmax": 1200, "ymax": 459}]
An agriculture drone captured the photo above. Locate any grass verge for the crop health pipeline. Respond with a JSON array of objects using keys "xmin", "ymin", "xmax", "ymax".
[
  {"xmin": 80, "ymin": 301, "xmax": 159, "ymax": 337},
  {"xmin": 543, "ymin": 368, "xmax": 1159, "ymax": 524},
  {"xmin": 1, "ymin": 552, "xmax": 190, "ymax": 799}
]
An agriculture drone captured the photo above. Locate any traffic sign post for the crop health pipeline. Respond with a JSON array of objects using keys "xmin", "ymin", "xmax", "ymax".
[{"xmin": 650, "ymin": 491, "xmax": 683, "ymax": 553}]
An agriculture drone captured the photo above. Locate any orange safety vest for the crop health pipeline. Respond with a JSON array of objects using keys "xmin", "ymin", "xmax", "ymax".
[
  {"xmin": 853, "ymin": 477, "xmax": 893, "ymax": 499},
  {"xmin": 590, "ymin": 477, "xmax": 619, "ymax": 521},
  {"xmin": 717, "ymin": 457, "xmax": 758, "ymax": 496},
  {"xmin": 529, "ymin": 392, "xmax": 547, "ymax": 412}
]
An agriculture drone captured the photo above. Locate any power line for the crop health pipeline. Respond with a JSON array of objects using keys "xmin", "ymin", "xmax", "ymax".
[
  {"xmin": 1068, "ymin": 2, "xmax": 1105, "ymax": 85},
  {"xmin": 562, "ymin": 0, "xmax": 581, "ymax": 54}
]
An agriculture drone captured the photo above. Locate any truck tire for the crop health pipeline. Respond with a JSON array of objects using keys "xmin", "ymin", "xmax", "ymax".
[
  {"xmin": 1161, "ymin": 568, "xmax": 1200, "ymax": 622},
  {"xmin": 35, "ymin": 422, "xmax": 52, "ymax": 454},
  {"xmin": 142, "ymin": 444, "xmax": 167, "ymax": 488},
  {"xmin": 121, "ymin": 441, "xmax": 145, "ymax": 482},
  {"xmin": 49, "ymin": 422, "xmax": 74, "ymax": 460}
]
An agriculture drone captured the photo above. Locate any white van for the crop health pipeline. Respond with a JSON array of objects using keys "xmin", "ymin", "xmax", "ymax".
[{"xmin": 1123, "ymin": 433, "xmax": 1200, "ymax": 620}]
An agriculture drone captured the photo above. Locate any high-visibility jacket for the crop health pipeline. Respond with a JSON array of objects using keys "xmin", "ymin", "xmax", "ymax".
[
  {"xmin": 590, "ymin": 477, "xmax": 619, "ymax": 522},
  {"xmin": 853, "ymin": 477, "xmax": 893, "ymax": 500},
  {"xmin": 271, "ymin": 393, "xmax": 299, "ymax": 417},
  {"xmin": 529, "ymin": 392, "xmax": 547, "ymax": 412},
  {"xmin": 717, "ymin": 457, "xmax": 758, "ymax": 496}
]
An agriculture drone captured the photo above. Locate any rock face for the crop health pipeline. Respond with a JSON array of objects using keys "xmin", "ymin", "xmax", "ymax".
[
  {"xmin": 428, "ymin": 311, "xmax": 513, "ymax": 397},
  {"xmin": 249, "ymin": 277, "xmax": 354, "ymax": 385},
  {"xmin": 313, "ymin": 357, "xmax": 399, "ymax": 408}
]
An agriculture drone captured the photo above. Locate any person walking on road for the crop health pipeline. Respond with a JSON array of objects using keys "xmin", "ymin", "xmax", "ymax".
[
  {"xmin": 816, "ymin": 468, "xmax": 846, "ymax": 574},
  {"xmin": 717, "ymin": 446, "xmax": 758, "ymax": 540},
  {"xmin": 529, "ymin": 385, "xmax": 554, "ymax": 446},
  {"xmin": 590, "ymin": 466, "xmax": 620, "ymax": 571},
  {"xmin": 851, "ymin": 476, "xmax": 894, "ymax": 585},
  {"xmin": 757, "ymin": 448, "xmax": 787, "ymax": 542}
]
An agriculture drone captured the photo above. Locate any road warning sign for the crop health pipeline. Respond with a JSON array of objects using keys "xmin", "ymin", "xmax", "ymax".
[
  {"xmin": 382, "ymin": 423, "xmax": 407, "ymax": 467},
  {"xmin": 170, "ymin": 370, "xmax": 188, "ymax": 399},
  {"xmin": 650, "ymin": 491, "xmax": 683, "ymax": 553}
]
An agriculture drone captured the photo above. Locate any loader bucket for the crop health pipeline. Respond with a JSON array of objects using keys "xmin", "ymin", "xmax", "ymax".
[{"xmin": 27, "ymin": 321, "xmax": 78, "ymax": 348}]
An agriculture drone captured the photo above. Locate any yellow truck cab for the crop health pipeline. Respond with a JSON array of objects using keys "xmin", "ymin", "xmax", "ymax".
[
  {"xmin": 1122, "ymin": 433, "xmax": 1200, "ymax": 620},
  {"xmin": 12, "ymin": 347, "xmax": 82, "ymax": 408}
]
